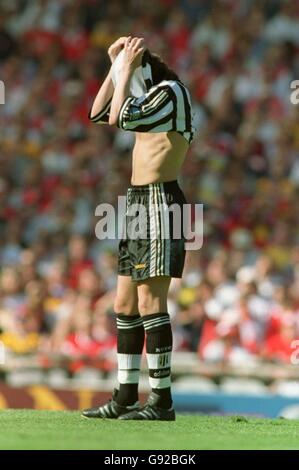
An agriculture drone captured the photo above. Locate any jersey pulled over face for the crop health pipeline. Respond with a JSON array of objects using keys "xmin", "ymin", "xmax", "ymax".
[
  {"xmin": 89, "ymin": 51, "xmax": 195, "ymax": 185},
  {"xmin": 111, "ymin": 49, "xmax": 152, "ymax": 98}
]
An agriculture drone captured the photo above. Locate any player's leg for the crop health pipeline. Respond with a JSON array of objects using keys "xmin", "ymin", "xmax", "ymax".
[
  {"xmin": 114, "ymin": 275, "xmax": 144, "ymax": 406},
  {"xmin": 82, "ymin": 275, "xmax": 143, "ymax": 418},
  {"xmin": 138, "ymin": 276, "xmax": 173, "ymax": 407},
  {"xmin": 120, "ymin": 276, "xmax": 175, "ymax": 421}
]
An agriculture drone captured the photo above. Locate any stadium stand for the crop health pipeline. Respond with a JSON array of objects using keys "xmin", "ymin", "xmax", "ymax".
[{"xmin": 1, "ymin": 0, "xmax": 299, "ymax": 394}]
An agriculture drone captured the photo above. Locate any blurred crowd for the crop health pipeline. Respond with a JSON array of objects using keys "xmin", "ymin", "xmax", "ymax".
[{"xmin": 1, "ymin": 0, "xmax": 299, "ymax": 374}]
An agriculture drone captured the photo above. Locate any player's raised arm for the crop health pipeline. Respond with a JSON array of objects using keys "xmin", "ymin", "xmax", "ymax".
[
  {"xmin": 109, "ymin": 37, "xmax": 145, "ymax": 126},
  {"xmin": 89, "ymin": 37, "xmax": 127, "ymax": 124}
]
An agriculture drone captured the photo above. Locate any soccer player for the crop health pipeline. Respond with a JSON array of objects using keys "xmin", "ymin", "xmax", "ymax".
[{"xmin": 82, "ymin": 36, "xmax": 195, "ymax": 420}]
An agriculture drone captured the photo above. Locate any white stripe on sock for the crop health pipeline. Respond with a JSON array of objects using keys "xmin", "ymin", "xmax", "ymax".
[
  {"xmin": 117, "ymin": 319, "xmax": 143, "ymax": 327},
  {"xmin": 144, "ymin": 319, "xmax": 170, "ymax": 331},
  {"xmin": 118, "ymin": 370, "xmax": 140, "ymax": 384},
  {"xmin": 146, "ymin": 352, "xmax": 171, "ymax": 369},
  {"xmin": 143, "ymin": 316, "xmax": 170, "ymax": 327},
  {"xmin": 149, "ymin": 375, "xmax": 171, "ymax": 389},
  {"xmin": 117, "ymin": 353, "xmax": 142, "ymax": 370},
  {"xmin": 117, "ymin": 323, "xmax": 143, "ymax": 330}
]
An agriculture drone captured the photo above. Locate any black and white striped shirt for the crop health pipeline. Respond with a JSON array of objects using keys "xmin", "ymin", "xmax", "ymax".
[{"xmin": 89, "ymin": 80, "xmax": 195, "ymax": 144}]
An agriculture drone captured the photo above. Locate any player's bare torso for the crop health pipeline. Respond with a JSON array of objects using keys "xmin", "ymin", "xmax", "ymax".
[{"xmin": 131, "ymin": 131, "xmax": 189, "ymax": 185}]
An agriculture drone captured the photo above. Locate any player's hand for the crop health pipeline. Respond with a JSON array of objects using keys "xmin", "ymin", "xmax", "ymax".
[
  {"xmin": 108, "ymin": 37, "xmax": 128, "ymax": 63},
  {"xmin": 121, "ymin": 37, "xmax": 145, "ymax": 71}
]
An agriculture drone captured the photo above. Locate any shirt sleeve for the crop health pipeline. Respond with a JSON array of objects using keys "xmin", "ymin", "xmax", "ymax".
[
  {"xmin": 88, "ymin": 98, "xmax": 112, "ymax": 124},
  {"xmin": 117, "ymin": 85, "xmax": 174, "ymax": 132}
]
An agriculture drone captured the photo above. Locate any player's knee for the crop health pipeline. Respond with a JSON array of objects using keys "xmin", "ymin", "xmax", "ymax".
[
  {"xmin": 114, "ymin": 297, "xmax": 136, "ymax": 315},
  {"xmin": 138, "ymin": 296, "xmax": 155, "ymax": 316}
]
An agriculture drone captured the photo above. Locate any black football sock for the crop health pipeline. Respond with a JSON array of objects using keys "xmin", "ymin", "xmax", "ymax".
[
  {"xmin": 116, "ymin": 314, "xmax": 145, "ymax": 406},
  {"xmin": 142, "ymin": 313, "xmax": 173, "ymax": 409}
]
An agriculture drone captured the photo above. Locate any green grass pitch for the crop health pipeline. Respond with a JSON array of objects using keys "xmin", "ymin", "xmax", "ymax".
[{"xmin": 0, "ymin": 410, "xmax": 299, "ymax": 450}]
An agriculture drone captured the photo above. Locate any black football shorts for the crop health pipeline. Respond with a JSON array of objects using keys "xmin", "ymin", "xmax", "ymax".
[{"xmin": 118, "ymin": 180, "xmax": 187, "ymax": 281}]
